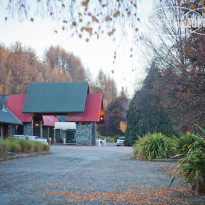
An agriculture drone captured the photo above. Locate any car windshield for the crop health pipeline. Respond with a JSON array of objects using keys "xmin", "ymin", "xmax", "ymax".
[{"xmin": 118, "ymin": 137, "xmax": 125, "ymax": 140}]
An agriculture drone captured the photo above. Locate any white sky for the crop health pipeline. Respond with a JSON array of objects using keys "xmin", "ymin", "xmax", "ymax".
[{"xmin": 0, "ymin": 0, "xmax": 153, "ymax": 97}]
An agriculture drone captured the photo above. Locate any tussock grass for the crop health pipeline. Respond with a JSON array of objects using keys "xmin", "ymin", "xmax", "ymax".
[
  {"xmin": 132, "ymin": 133, "xmax": 176, "ymax": 161},
  {"xmin": 0, "ymin": 138, "xmax": 50, "ymax": 157}
]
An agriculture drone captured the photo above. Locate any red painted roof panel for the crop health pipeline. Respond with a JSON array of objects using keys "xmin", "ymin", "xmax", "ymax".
[
  {"xmin": 66, "ymin": 93, "xmax": 103, "ymax": 122},
  {"xmin": 43, "ymin": 115, "xmax": 59, "ymax": 127},
  {"xmin": 7, "ymin": 94, "xmax": 32, "ymax": 123}
]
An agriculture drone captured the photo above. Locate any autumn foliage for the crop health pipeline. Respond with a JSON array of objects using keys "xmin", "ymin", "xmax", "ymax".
[{"xmin": 0, "ymin": 43, "xmax": 117, "ymax": 111}]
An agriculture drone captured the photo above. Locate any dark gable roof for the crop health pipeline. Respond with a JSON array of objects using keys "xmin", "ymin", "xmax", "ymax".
[
  {"xmin": 0, "ymin": 108, "xmax": 22, "ymax": 125},
  {"xmin": 0, "ymin": 95, "xmax": 9, "ymax": 109},
  {"xmin": 23, "ymin": 82, "xmax": 89, "ymax": 113}
]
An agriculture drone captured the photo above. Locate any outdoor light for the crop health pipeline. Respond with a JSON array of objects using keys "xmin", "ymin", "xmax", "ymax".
[
  {"xmin": 35, "ymin": 123, "xmax": 39, "ymax": 127},
  {"xmin": 100, "ymin": 116, "xmax": 103, "ymax": 120}
]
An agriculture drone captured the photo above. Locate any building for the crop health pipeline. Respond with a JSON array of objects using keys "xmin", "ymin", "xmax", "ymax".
[
  {"xmin": 67, "ymin": 93, "xmax": 104, "ymax": 145},
  {"xmin": 6, "ymin": 94, "xmax": 59, "ymax": 141},
  {"xmin": 1, "ymin": 82, "xmax": 104, "ymax": 145},
  {"xmin": 22, "ymin": 82, "xmax": 104, "ymax": 145},
  {"xmin": 0, "ymin": 96, "xmax": 22, "ymax": 138}
]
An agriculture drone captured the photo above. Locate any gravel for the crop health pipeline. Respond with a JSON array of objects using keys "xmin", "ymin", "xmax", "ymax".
[{"xmin": 0, "ymin": 145, "xmax": 204, "ymax": 204}]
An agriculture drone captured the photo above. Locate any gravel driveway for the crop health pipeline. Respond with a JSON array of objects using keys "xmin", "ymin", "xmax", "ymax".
[{"xmin": 0, "ymin": 145, "xmax": 204, "ymax": 204}]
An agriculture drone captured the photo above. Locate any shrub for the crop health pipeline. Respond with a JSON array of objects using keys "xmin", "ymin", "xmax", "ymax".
[
  {"xmin": 176, "ymin": 132, "xmax": 196, "ymax": 155},
  {"xmin": 33, "ymin": 141, "xmax": 43, "ymax": 152},
  {"xmin": 105, "ymin": 137, "xmax": 115, "ymax": 143},
  {"xmin": 42, "ymin": 143, "xmax": 50, "ymax": 151},
  {"xmin": 18, "ymin": 139, "xmax": 28, "ymax": 152},
  {"xmin": 26, "ymin": 141, "xmax": 34, "ymax": 152},
  {"xmin": 114, "ymin": 135, "xmax": 121, "ymax": 142},
  {"xmin": 0, "ymin": 142, "xmax": 7, "ymax": 156},
  {"xmin": 0, "ymin": 138, "xmax": 48, "ymax": 156},
  {"xmin": 17, "ymin": 139, "xmax": 34, "ymax": 153},
  {"xmin": 7, "ymin": 141, "xmax": 21, "ymax": 153},
  {"xmin": 176, "ymin": 126, "xmax": 205, "ymax": 195},
  {"xmin": 132, "ymin": 133, "xmax": 176, "ymax": 161}
]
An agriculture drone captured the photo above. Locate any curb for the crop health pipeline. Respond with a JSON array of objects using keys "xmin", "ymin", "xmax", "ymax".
[
  {"xmin": 151, "ymin": 159, "xmax": 180, "ymax": 162},
  {"xmin": 0, "ymin": 151, "xmax": 51, "ymax": 161}
]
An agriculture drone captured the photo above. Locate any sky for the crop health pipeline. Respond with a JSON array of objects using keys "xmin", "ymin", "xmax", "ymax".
[{"xmin": 0, "ymin": 0, "xmax": 153, "ymax": 97}]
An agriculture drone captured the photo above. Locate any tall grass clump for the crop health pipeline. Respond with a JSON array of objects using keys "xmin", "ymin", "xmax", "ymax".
[
  {"xmin": 176, "ymin": 132, "xmax": 196, "ymax": 156},
  {"xmin": 172, "ymin": 126, "xmax": 205, "ymax": 195},
  {"xmin": 0, "ymin": 138, "xmax": 49, "ymax": 156},
  {"xmin": 7, "ymin": 141, "xmax": 21, "ymax": 153},
  {"xmin": 18, "ymin": 139, "xmax": 33, "ymax": 152},
  {"xmin": 42, "ymin": 143, "xmax": 50, "ymax": 151},
  {"xmin": 33, "ymin": 141, "xmax": 43, "ymax": 152},
  {"xmin": 132, "ymin": 133, "xmax": 176, "ymax": 161},
  {"xmin": 0, "ymin": 139, "xmax": 7, "ymax": 156}
]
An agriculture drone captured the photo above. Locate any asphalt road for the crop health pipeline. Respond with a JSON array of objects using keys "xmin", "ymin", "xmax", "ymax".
[{"xmin": 0, "ymin": 145, "xmax": 204, "ymax": 205}]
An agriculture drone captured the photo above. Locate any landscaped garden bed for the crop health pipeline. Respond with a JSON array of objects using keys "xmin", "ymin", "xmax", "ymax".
[{"xmin": 0, "ymin": 138, "xmax": 50, "ymax": 160}]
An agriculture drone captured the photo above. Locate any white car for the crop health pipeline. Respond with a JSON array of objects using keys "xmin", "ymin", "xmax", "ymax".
[
  {"xmin": 13, "ymin": 135, "xmax": 48, "ymax": 145},
  {"xmin": 117, "ymin": 137, "xmax": 125, "ymax": 146},
  {"xmin": 27, "ymin": 136, "xmax": 48, "ymax": 145}
]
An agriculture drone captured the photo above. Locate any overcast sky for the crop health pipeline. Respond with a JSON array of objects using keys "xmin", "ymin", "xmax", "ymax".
[{"xmin": 0, "ymin": 0, "xmax": 153, "ymax": 97}]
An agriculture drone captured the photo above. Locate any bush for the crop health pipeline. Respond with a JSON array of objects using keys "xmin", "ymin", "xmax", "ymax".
[
  {"xmin": 114, "ymin": 135, "xmax": 121, "ymax": 142},
  {"xmin": 105, "ymin": 137, "xmax": 115, "ymax": 143},
  {"xmin": 42, "ymin": 143, "xmax": 50, "ymax": 151},
  {"xmin": 18, "ymin": 139, "xmax": 28, "ymax": 152},
  {"xmin": 26, "ymin": 141, "xmax": 34, "ymax": 152},
  {"xmin": 18, "ymin": 139, "xmax": 34, "ymax": 153},
  {"xmin": 132, "ymin": 133, "xmax": 176, "ymax": 161},
  {"xmin": 0, "ymin": 138, "xmax": 49, "ymax": 156},
  {"xmin": 0, "ymin": 142, "xmax": 7, "ymax": 156},
  {"xmin": 176, "ymin": 126, "xmax": 205, "ymax": 195},
  {"xmin": 33, "ymin": 141, "xmax": 43, "ymax": 152},
  {"xmin": 7, "ymin": 141, "xmax": 21, "ymax": 153},
  {"xmin": 176, "ymin": 132, "xmax": 196, "ymax": 155}
]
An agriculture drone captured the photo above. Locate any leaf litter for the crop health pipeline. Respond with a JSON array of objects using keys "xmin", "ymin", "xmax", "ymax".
[{"xmin": 46, "ymin": 184, "xmax": 192, "ymax": 204}]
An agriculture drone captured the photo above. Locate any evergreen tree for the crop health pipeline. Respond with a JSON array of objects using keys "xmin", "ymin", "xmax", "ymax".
[{"xmin": 125, "ymin": 63, "xmax": 175, "ymax": 146}]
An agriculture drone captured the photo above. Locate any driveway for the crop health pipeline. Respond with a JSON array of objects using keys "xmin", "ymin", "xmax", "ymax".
[{"xmin": 0, "ymin": 146, "xmax": 204, "ymax": 204}]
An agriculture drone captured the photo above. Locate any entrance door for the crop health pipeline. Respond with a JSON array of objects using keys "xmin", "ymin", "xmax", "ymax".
[
  {"xmin": 17, "ymin": 125, "xmax": 23, "ymax": 135},
  {"xmin": 66, "ymin": 131, "xmax": 76, "ymax": 144},
  {"xmin": 2, "ymin": 124, "xmax": 8, "ymax": 139},
  {"xmin": 33, "ymin": 120, "xmax": 41, "ymax": 137}
]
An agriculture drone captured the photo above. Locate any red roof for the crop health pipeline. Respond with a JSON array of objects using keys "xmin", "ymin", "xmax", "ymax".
[
  {"xmin": 66, "ymin": 93, "xmax": 103, "ymax": 122},
  {"xmin": 43, "ymin": 115, "xmax": 59, "ymax": 127},
  {"xmin": 6, "ymin": 94, "xmax": 32, "ymax": 123}
]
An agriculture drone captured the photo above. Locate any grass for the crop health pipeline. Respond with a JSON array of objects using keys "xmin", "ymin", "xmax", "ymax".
[
  {"xmin": 0, "ymin": 138, "xmax": 50, "ymax": 157},
  {"xmin": 132, "ymin": 133, "xmax": 176, "ymax": 161}
]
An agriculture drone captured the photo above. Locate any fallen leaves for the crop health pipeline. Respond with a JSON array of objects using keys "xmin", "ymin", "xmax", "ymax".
[
  {"xmin": 113, "ymin": 11, "xmax": 120, "ymax": 18},
  {"xmin": 105, "ymin": 16, "xmax": 112, "ymax": 22},
  {"xmin": 108, "ymin": 29, "xmax": 116, "ymax": 36},
  {"xmin": 46, "ymin": 186, "xmax": 190, "ymax": 204}
]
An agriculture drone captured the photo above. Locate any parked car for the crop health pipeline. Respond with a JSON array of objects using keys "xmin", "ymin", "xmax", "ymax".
[
  {"xmin": 13, "ymin": 135, "xmax": 48, "ymax": 145},
  {"xmin": 27, "ymin": 136, "xmax": 48, "ymax": 145},
  {"xmin": 13, "ymin": 135, "xmax": 27, "ymax": 139},
  {"xmin": 117, "ymin": 137, "xmax": 125, "ymax": 146}
]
